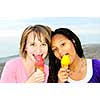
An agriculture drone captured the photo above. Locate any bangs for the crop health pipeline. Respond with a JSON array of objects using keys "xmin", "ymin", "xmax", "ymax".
[{"xmin": 32, "ymin": 31, "xmax": 46, "ymax": 43}]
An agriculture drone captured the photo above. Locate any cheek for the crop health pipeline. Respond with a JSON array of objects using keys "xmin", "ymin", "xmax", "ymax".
[
  {"xmin": 26, "ymin": 46, "xmax": 35, "ymax": 54},
  {"xmin": 54, "ymin": 52, "xmax": 61, "ymax": 60},
  {"xmin": 70, "ymin": 45, "xmax": 76, "ymax": 54},
  {"xmin": 69, "ymin": 46, "xmax": 76, "ymax": 62},
  {"xmin": 65, "ymin": 43, "xmax": 74, "ymax": 53},
  {"xmin": 42, "ymin": 47, "xmax": 48, "ymax": 54}
]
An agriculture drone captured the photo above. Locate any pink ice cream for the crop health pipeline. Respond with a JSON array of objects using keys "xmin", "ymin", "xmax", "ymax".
[{"xmin": 34, "ymin": 55, "xmax": 44, "ymax": 71}]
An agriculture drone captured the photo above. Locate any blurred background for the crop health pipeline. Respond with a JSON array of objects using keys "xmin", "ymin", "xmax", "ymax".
[{"xmin": 0, "ymin": 17, "xmax": 100, "ymax": 77}]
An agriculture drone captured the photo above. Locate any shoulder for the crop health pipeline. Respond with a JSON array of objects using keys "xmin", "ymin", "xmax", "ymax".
[
  {"xmin": 92, "ymin": 58, "xmax": 100, "ymax": 74},
  {"xmin": 92, "ymin": 59, "xmax": 100, "ymax": 67},
  {"xmin": 44, "ymin": 64, "xmax": 49, "ymax": 70},
  {"xmin": 4, "ymin": 57, "xmax": 23, "ymax": 70},
  {"xmin": 6, "ymin": 57, "xmax": 22, "ymax": 65},
  {"xmin": 44, "ymin": 65, "xmax": 49, "ymax": 82},
  {"xmin": 88, "ymin": 59, "xmax": 100, "ymax": 83},
  {"xmin": 44, "ymin": 64, "xmax": 49, "ymax": 73}
]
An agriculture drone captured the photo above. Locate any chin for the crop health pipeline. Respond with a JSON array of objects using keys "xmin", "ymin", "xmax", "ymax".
[{"xmin": 43, "ymin": 54, "xmax": 48, "ymax": 59}]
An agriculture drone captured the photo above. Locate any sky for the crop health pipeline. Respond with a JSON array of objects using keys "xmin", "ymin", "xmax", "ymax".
[
  {"xmin": 0, "ymin": 0, "xmax": 100, "ymax": 37},
  {"xmin": 0, "ymin": 17, "xmax": 100, "ymax": 58},
  {"xmin": 0, "ymin": 17, "xmax": 100, "ymax": 37},
  {"xmin": 0, "ymin": 1, "xmax": 100, "ymax": 56}
]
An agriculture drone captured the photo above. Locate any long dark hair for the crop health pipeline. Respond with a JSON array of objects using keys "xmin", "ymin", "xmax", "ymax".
[{"xmin": 48, "ymin": 28, "xmax": 84, "ymax": 83}]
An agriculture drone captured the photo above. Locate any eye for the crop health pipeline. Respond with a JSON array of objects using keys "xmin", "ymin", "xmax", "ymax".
[
  {"xmin": 30, "ymin": 42, "xmax": 35, "ymax": 46},
  {"xmin": 61, "ymin": 42, "xmax": 65, "ymax": 46},
  {"xmin": 52, "ymin": 48, "xmax": 57, "ymax": 52},
  {"xmin": 41, "ymin": 43, "xmax": 47, "ymax": 46}
]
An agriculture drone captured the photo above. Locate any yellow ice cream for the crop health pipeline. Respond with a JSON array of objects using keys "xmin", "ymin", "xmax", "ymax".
[{"xmin": 61, "ymin": 55, "xmax": 70, "ymax": 68}]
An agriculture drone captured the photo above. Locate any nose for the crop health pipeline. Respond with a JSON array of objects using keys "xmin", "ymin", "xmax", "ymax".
[
  {"xmin": 35, "ymin": 46, "xmax": 42, "ymax": 54},
  {"xmin": 58, "ymin": 49, "xmax": 64, "ymax": 57}
]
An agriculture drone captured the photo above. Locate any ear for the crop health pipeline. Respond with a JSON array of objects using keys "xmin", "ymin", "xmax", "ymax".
[
  {"xmin": 72, "ymin": 39, "xmax": 76, "ymax": 47},
  {"xmin": 72, "ymin": 39, "xmax": 75, "ymax": 43}
]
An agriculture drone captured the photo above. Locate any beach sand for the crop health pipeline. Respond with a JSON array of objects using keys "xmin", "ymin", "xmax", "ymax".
[{"xmin": 83, "ymin": 44, "xmax": 100, "ymax": 59}]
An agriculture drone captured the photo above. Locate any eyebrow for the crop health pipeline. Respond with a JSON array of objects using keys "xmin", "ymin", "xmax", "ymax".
[
  {"xmin": 52, "ymin": 39, "xmax": 66, "ymax": 48},
  {"xmin": 56, "ymin": 39, "xmax": 66, "ymax": 45}
]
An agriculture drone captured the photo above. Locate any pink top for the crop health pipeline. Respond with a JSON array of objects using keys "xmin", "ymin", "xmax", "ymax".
[{"xmin": 0, "ymin": 57, "xmax": 49, "ymax": 83}]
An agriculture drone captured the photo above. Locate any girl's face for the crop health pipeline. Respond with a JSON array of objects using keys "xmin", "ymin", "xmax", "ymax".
[
  {"xmin": 25, "ymin": 32, "xmax": 48, "ymax": 61},
  {"xmin": 51, "ymin": 34, "xmax": 76, "ymax": 63}
]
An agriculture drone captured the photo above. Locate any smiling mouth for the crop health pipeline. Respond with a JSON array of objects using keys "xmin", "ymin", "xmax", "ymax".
[
  {"xmin": 65, "ymin": 53, "xmax": 69, "ymax": 55},
  {"xmin": 33, "ymin": 54, "xmax": 43, "ymax": 59},
  {"xmin": 61, "ymin": 53, "xmax": 69, "ymax": 58}
]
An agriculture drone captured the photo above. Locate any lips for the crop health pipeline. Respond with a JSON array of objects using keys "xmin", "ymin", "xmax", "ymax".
[
  {"xmin": 33, "ymin": 54, "xmax": 43, "ymax": 58},
  {"xmin": 61, "ymin": 53, "xmax": 69, "ymax": 59}
]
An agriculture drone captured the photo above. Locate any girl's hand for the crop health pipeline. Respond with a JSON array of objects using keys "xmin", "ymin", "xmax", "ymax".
[
  {"xmin": 26, "ymin": 69, "xmax": 46, "ymax": 83},
  {"xmin": 58, "ymin": 67, "xmax": 70, "ymax": 83}
]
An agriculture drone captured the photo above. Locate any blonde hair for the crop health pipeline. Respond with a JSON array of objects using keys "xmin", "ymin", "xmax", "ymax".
[{"xmin": 20, "ymin": 25, "xmax": 51, "ymax": 58}]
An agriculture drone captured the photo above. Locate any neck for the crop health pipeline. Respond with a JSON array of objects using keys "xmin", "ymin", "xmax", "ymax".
[
  {"xmin": 68, "ymin": 55, "xmax": 87, "ymax": 81},
  {"xmin": 69, "ymin": 55, "xmax": 85, "ymax": 72}
]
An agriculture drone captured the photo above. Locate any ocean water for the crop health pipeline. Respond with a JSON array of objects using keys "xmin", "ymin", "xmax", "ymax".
[
  {"xmin": 78, "ymin": 33, "xmax": 100, "ymax": 45},
  {"xmin": 0, "ymin": 36, "xmax": 20, "ymax": 58},
  {"xmin": 0, "ymin": 33, "xmax": 100, "ymax": 58}
]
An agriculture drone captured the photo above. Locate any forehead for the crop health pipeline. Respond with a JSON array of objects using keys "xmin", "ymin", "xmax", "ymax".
[
  {"xmin": 27, "ymin": 31, "xmax": 45, "ymax": 42},
  {"xmin": 51, "ymin": 34, "xmax": 70, "ymax": 47},
  {"xmin": 52, "ymin": 34, "xmax": 68, "ymax": 42}
]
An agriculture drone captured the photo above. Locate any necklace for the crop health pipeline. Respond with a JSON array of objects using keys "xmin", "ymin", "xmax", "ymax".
[{"xmin": 69, "ymin": 58, "xmax": 87, "ymax": 80}]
